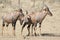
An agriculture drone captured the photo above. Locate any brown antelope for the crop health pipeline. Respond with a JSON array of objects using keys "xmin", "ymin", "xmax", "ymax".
[
  {"xmin": 21, "ymin": 4, "xmax": 53, "ymax": 36},
  {"xmin": 2, "ymin": 8, "xmax": 23, "ymax": 36}
]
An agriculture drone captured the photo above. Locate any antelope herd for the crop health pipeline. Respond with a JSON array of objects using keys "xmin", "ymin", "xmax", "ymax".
[{"xmin": 2, "ymin": 4, "xmax": 53, "ymax": 36}]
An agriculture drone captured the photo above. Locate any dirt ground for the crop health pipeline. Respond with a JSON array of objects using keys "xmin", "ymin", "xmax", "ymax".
[{"xmin": 0, "ymin": 0, "xmax": 60, "ymax": 40}]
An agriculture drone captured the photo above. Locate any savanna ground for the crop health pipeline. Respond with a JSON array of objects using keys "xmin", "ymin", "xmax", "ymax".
[{"xmin": 0, "ymin": 0, "xmax": 60, "ymax": 40}]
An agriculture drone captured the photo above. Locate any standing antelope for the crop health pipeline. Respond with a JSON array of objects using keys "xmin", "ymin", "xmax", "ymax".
[
  {"xmin": 2, "ymin": 8, "xmax": 23, "ymax": 36},
  {"xmin": 21, "ymin": 4, "xmax": 53, "ymax": 36}
]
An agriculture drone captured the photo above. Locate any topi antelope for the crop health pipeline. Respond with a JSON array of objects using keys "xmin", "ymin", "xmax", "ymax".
[
  {"xmin": 21, "ymin": 4, "xmax": 53, "ymax": 36},
  {"xmin": 2, "ymin": 8, "xmax": 24, "ymax": 36}
]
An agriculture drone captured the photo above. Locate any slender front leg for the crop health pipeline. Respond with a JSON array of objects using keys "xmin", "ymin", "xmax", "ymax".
[
  {"xmin": 34, "ymin": 24, "xmax": 37, "ymax": 36},
  {"xmin": 13, "ymin": 24, "xmax": 16, "ymax": 36},
  {"xmin": 20, "ymin": 19, "xmax": 23, "ymax": 25},
  {"xmin": 39, "ymin": 23, "xmax": 41, "ymax": 36},
  {"xmin": 27, "ymin": 24, "xmax": 30, "ymax": 36},
  {"xmin": 12, "ymin": 22, "xmax": 16, "ymax": 36},
  {"xmin": 21, "ymin": 22, "xmax": 27, "ymax": 35},
  {"xmin": 31, "ymin": 24, "xmax": 34, "ymax": 36}
]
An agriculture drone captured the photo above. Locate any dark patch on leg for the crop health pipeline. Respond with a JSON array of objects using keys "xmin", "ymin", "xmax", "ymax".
[
  {"xmin": 21, "ymin": 22, "xmax": 27, "ymax": 35},
  {"xmin": 27, "ymin": 24, "xmax": 30, "ymax": 36},
  {"xmin": 39, "ymin": 23, "xmax": 41, "ymax": 36},
  {"xmin": 6, "ymin": 24, "xmax": 9, "ymax": 27},
  {"xmin": 34, "ymin": 23, "xmax": 37, "ymax": 36},
  {"xmin": 2, "ymin": 21, "xmax": 5, "ymax": 35},
  {"xmin": 2, "ymin": 22, "xmax": 5, "ymax": 27},
  {"xmin": 12, "ymin": 21, "xmax": 16, "ymax": 36},
  {"xmin": 12, "ymin": 20, "xmax": 16, "ymax": 30},
  {"xmin": 31, "ymin": 24, "xmax": 34, "ymax": 36}
]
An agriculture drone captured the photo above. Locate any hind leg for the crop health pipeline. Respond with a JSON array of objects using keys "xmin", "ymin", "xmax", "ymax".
[
  {"xmin": 6, "ymin": 24, "xmax": 9, "ymax": 35},
  {"xmin": 2, "ymin": 21, "xmax": 5, "ymax": 35}
]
